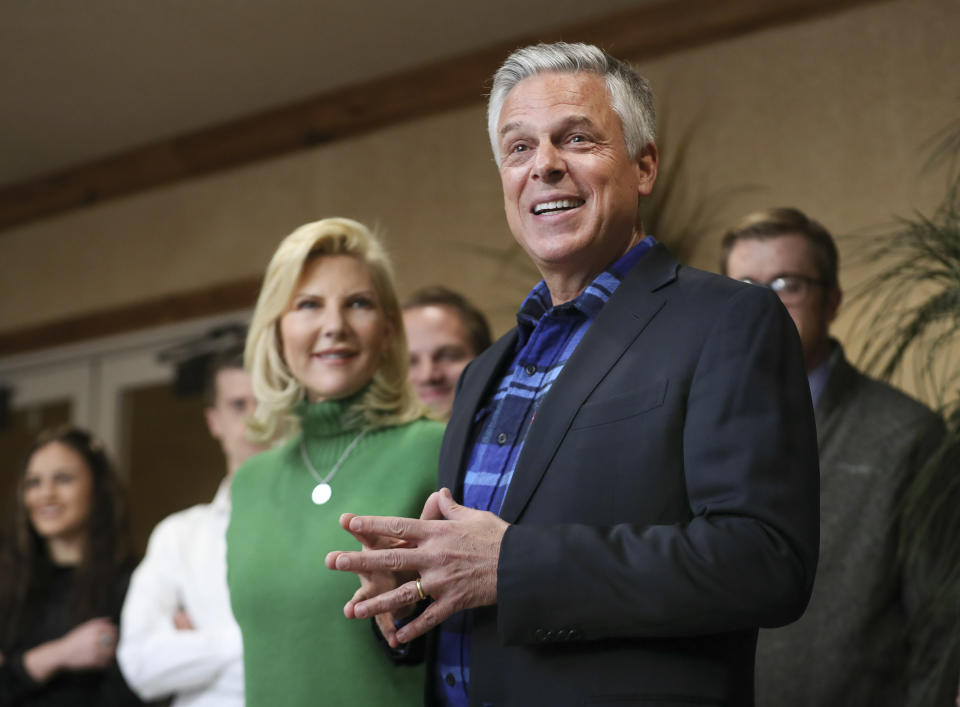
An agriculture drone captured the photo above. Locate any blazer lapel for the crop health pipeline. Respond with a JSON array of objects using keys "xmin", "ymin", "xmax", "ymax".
[
  {"xmin": 438, "ymin": 329, "xmax": 519, "ymax": 498},
  {"xmin": 497, "ymin": 244, "xmax": 679, "ymax": 523}
]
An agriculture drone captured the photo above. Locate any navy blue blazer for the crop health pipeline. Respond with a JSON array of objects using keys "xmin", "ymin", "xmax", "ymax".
[{"xmin": 433, "ymin": 244, "xmax": 820, "ymax": 707}]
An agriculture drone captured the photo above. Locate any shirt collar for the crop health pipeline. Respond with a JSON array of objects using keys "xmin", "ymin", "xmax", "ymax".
[
  {"xmin": 212, "ymin": 477, "xmax": 232, "ymax": 512},
  {"xmin": 807, "ymin": 340, "xmax": 839, "ymax": 408},
  {"xmin": 515, "ymin": 236, "xmax": 656, "ymax": 345}
]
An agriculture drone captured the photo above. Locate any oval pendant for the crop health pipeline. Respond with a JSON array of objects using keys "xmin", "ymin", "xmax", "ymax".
[{"xmin": 312, "ymin": 483, "xmax": 332, "ymax": 505}]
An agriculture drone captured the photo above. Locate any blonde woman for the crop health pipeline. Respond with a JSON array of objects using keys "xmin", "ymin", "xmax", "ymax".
[{"xmin": 226, "ymin": 218, "xmax": 442, "ymax": 705}]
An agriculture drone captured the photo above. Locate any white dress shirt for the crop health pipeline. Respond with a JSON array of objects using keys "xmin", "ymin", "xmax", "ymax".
[{"xmin": 118, "ymin": 480, "xmax": 244, "ymax": 707}]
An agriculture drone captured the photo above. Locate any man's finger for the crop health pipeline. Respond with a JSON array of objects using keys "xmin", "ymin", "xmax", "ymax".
[
  {"xmin": 419, "ymin": 491, "xmax": 443, "ymax": 521},
  {"xmin": 347, "ymin": 514, "xmax": 429, "ymax": 541},
  {"xmin": 339, "ymin": 512, "xmax": 394, "ymax": 549},
  {"xmin": 324, "ymin": 550, "xmax": 345, "ymax": 570},
  {"xmin": 437, "ymin": 486, "xmax": 462, "ymax": 519},
  {"xmin": 333, "ymin": 547, "xmax": 427, "ymax": 574},
  {"xmin": 345, "ymin": 584, "xmax": 376, "ymax": 618},
  {"xmin": 376, "ymin": 614, "xmax": 399, "ymax": 647},
  {"xmin": 394, "ymin": 600, "xmax": 452, "ymax": 643},
  {"xmin": 352, "ymin": 579, "xmax": 424, "ymax": 619}
]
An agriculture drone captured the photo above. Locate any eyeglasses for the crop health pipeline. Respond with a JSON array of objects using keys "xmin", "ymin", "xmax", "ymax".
[{"xmin": 738, "ymin": 273, "xmax": 830, "ymax": 304}]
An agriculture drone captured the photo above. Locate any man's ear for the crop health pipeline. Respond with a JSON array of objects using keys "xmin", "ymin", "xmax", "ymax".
[
  {"xmin": 825, "ymin": 286, "xmax": 843, "ymax": 325},
  {"xmin": 636, "ymin": 142, "xmax": 659, "ymax": 197},
  {"xmin": 205, "ymin": 407, "xmax": 222, "ymax": 440}
]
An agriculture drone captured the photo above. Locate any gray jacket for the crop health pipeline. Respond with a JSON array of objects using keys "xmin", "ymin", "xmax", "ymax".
[{"xmin": 756, "ymin": 341, "xmax": 946, "ymax": 707}]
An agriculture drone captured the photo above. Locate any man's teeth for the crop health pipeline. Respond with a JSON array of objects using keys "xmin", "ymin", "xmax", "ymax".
[{"xmin": 533, "ymin": 198, "xmax": 584, "ymax": 215}]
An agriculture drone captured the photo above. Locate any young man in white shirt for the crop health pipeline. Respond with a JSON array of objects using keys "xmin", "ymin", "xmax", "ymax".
[{"xmin": 118, "ymin": 348, "xmax": 267, "ymax": 706}]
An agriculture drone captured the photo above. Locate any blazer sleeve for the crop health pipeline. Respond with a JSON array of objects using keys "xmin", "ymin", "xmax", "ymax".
[{"xmin": 496, "ymin": 284, "xmax": 820, "ymax": 644}]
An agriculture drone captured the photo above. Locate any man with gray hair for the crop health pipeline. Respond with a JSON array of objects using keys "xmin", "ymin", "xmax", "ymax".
[{"xmin": 328, "ymin": 42, "xmax": 819, "ymax": 706}]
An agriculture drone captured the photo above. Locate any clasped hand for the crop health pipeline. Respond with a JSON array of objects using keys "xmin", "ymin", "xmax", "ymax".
[{"xmin": 325, "ymin": 487, "xmax": 508, "ymax": 647}]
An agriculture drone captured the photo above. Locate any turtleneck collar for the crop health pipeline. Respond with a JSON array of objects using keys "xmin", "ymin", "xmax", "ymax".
[
  {"xmin": 295, "ymin": 382, "xmax": 374, "ymax": 433},
  {"xmin": 295, "ymin": 396, "xmax": 360, "ymax": 436},
  {"xmin": 296, "ymin": 393, "xmax": 370, "ymax": 470}
]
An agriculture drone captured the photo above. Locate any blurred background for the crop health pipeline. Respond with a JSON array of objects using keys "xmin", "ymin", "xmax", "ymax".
[{"xmin": 0, "ymin": 0, "xmax": 957, "ymax": 552}]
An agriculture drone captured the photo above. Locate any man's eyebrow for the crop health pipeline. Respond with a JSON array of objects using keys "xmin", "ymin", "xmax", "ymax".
[
  {"xmin": 498, "ymin": 115, "xmax": 597, "ymax": 137},
  {"xmin": 562, "ymin": 115, "xmax": 597, "ymax": 130},
  {"xmin": 499, "ymin": 120, "xmax": 522, "ymax": 137}
]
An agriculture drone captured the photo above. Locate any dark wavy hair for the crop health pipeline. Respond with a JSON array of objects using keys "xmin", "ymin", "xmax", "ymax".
[{"xmin": 0, "ymin": 426, "xmax": 132, "ymax": 647}]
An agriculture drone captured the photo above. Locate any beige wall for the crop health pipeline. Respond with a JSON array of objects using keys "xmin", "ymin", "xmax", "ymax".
[{"xmin": 2, "ymin": 0, "xmax": 957, "ymax": 394}]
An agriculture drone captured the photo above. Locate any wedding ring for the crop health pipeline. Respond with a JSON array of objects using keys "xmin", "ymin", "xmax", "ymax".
[
  {"xmin": 415, "ymin": 577, "xmax": 426, "ymax": 601},
  {"xmin": 99, "ymin": 633, "xmax": 113, "ymax": 647}
]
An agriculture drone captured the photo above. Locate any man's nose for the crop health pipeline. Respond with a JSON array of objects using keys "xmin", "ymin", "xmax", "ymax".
[
  {"xmin": 409, "ymin": 358, "xmax": 430, "ymax": 383},
  {"xmin": 425, "ymin": 359, "xmax": 446, "ymax": 383},
  {"xmin": 532, "ymin": 142, "xmax": 564, "ymax": 182}
]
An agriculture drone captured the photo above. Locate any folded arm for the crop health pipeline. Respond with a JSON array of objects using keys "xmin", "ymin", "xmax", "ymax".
[{"xmin": 117, "ymin": 519, "xmax": 243, "ymax": 700}]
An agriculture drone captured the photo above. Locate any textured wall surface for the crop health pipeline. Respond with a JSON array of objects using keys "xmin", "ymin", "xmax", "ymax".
[{"xmin": 2, "ymin": 0, "xmax": 957, "ymax": 376}]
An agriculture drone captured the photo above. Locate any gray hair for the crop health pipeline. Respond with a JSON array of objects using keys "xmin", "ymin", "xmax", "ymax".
[{"xmin": 487, "ymin": 42, "xmax": 656, "ymax": 166}]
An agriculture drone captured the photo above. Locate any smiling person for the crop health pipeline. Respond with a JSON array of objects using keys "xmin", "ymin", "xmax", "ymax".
[
  {"xmin": 0, "ymin": 427, "xmax": 146, "ymax": 706},
  {"xmin": 326, "ymin": 43, "xmax": 820, "ymax": 706},
  {"xmin": 226, "ymin": 218, "xmax": 444, "ymax": 705},
  {"xmin": 402, "ymin": 286, "xmax": 492, "ymax": 418}
]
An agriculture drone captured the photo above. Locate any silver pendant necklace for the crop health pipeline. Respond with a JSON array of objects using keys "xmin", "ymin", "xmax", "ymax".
[{"xmin": 300, "ymin": 430, "xmax": 368, "ymax": 505}]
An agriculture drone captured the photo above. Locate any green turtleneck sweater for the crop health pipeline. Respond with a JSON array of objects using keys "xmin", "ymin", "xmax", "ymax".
[{"xmin": 227, "ymin": 399, "xmax": 444, "ymax": 706}]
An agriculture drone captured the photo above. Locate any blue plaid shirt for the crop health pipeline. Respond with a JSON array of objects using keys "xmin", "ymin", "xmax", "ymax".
[{"xmin": 434, "ymin": 237, "xmax": 655, "ymax": 706}]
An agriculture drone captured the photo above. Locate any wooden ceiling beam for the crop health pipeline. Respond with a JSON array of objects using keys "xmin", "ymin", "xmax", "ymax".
[
  {"xmin": 0, "ymin": 279, "xmax": 262, "ymax": 357},
  {"xmin": 0, "ymin": 0, "xmax": 882, "ymax": 234}
]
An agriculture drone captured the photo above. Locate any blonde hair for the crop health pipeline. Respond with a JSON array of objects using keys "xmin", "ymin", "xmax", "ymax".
[{"xmin": 245, "ymin": 218, "xmax": 425, "ymax": 442}]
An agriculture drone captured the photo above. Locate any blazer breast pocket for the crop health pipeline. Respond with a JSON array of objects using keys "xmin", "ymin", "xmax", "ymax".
[{"xmin": 570, "ymin": 378, "xmax": 668, "ymax": 430}]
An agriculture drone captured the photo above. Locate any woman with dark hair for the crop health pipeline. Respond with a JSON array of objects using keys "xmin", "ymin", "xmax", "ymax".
[{"xmin": 0, "ymin": 426, "xmax": 145, "ymax": 705}]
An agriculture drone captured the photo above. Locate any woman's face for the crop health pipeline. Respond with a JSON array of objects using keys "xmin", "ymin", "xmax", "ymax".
[
  {"xmin": 280, "ymin": 255, "xmax": 394, "ymax": 402},
  {"xmin": 23, "ymin": 441, "xmax": 94, "ymax": 544}
]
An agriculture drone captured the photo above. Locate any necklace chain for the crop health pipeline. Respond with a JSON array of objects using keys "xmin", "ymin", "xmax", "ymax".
[{"xmin": 300, "ymin": 429, "xmax": 368, "ymax": 490}]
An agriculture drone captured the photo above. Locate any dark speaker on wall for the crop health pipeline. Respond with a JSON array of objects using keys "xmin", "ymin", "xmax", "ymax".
[
  {"xmin": 158, "ymin": 323, "xmax": 249, "ymax": 398},
  {"xmin": 0, "ymin": 385, "xmax": 11, "ymax": 431}
]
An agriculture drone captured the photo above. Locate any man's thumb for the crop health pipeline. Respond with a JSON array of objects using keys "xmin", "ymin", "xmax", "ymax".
[{"xmin": 438, "ymin": 487, "xmax": 462, "ymax": 518}]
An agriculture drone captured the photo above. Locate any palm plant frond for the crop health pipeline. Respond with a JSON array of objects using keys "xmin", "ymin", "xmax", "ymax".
[
  {"xmin": 848, "ymin": 109, "xmax": 960, "ymax": 705},
  {"xmin": 641, "ymin": 112, "xmax": 760, "ymax": 264},
  {"xmin": 850, "ymin": 176, "xmax": 960, "ymax": 407}
]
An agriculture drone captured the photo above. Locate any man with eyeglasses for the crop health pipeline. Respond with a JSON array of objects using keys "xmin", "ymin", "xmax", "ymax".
[{"xmin": 722, "ymin": 207, "xmax": 948, "ymax": 707}]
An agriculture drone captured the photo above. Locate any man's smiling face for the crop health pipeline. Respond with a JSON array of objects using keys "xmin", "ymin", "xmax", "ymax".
[{"xmin": 496, "ymin": 71, "xmax": 656, "ymax": 290}]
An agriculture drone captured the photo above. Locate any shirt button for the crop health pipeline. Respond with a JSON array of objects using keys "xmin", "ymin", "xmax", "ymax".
[
  {"xmin": 525, "ymin": 364, "xmax": 537, "ymax": 375},
  {"xmin": 445, "ymin": 673, "xmax": 456, "ymax": 687},
  {"xmin": 497, "ymin": 432, "xmax": 508, "ymax": 445}
]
